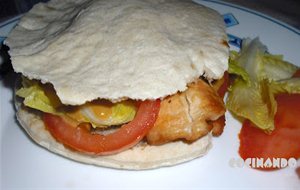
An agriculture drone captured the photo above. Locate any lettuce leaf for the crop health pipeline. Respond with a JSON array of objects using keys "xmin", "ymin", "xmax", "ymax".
[
  {"xmin": 227, "ymin": 38, "xmax": 299, "ymax": 131},
  {"xmin": 110, "ymin": 101, "xmax": 137, "ymax": 126},
  {"xmin": 16, "ymin": 78, "xmax": 137, "ymax": 127},
  {"xmin": 261, "ymin": 54, "xmax": 298, "ymax": 80},
  {"xmin": 227, "ymin": 78, "xmax": 275, "ymax": 131},
  {"xmin": 269, "ymin": 78, "xmax": 300, "ymax": 94},
  {"xmin": 16, "ymin": 78, "xmax": 61, "ymax": 114},
  {"xmin": 79, "ymin": 100, "xmax": 137, "ymax": 127}
]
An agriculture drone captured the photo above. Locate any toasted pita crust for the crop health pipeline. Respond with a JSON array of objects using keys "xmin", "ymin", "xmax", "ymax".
[
  {"xmin": 16, "ymin": 105, "xmax": 212, "ymax": 170},
  {"xmin": 6, "ymin": 0, "xmax": 228, "ymax": 105}
]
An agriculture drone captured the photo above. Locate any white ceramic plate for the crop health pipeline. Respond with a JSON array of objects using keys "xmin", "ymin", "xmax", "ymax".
[{"xmin": 1, "ymin": 0, "xmax": 300, "ymax": 189}]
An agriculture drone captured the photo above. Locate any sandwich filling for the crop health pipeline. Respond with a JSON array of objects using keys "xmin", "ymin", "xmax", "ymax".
[{"xmin": 16, "ymin": 75, "xmax": 227, "ymax": 155}]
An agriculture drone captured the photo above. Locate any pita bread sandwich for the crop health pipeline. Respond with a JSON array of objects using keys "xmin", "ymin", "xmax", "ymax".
[{"xmin": 5, "ymin": 0, "xmax": 229, "ymax": 169}]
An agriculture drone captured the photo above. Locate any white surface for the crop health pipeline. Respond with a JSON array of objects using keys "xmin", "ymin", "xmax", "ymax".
[{"xmin": 1, "ymin": 0, "xmax": 300, "ymax": 189}]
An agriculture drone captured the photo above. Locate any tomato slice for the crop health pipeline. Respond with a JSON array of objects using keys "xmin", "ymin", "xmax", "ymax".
[
  {"xmin": 239, "ymin": 94, "xmax": 300, "ymax": 170},
  {"xmin": 44, "ymin": 100, "xmax": 160, "ymax": 155},
  {"xmin": 293, "ymin": 69, "xmax": 300, "ymax": 77},
  {"xmin": 210, "ymin": 71, "xmax": 229, "ymax": 137},
  {"xmin": 217, "ymin": 71, "xmax": 230, "ymax": 98},
  {"xmin": 239, "ymin": 69, "xmax": 300, "ymax": 170}
]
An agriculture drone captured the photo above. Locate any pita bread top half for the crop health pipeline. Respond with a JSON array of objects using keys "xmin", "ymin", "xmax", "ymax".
[{"xmin": 6, "ymin": 0, "xmax": 228, "ymax": 105}]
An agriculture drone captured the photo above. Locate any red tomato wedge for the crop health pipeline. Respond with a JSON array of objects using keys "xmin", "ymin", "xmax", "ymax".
[
  {"xmin": 293, "ymin": 69, "xmax": 300, "ymax": 77},
  {"xmin": 212, "ymin": 71, "xmax": 230, "ymax": 136},
  {"xmin": 239, "ymin": 94, "xmax": 300, "ymax": 170},
  {"xmin": 217, "ymin": 71, "xmax": 230, "ymax": 98},
  {"xmin": 239, "ymin": 69, "xmax": 300, "ymax": 170},
  {"xmin": 44, "ymin": 100, "xmax": 160, "ymax": 155}
]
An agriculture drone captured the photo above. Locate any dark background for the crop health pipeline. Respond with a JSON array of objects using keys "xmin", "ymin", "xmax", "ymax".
[
  {"xmin": 0, "ymin": 0, "xmax": 299, "ymax": 29},
  {"xmin": 224, "ymin": 0, "xmax": 300, "ymax": 30},
  {"xmin": 0, "ymin": 0, "xmax": 48, "ymax": 23}
]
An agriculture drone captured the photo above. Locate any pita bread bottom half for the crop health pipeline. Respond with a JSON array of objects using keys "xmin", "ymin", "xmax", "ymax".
[{"xmin": 16, "ymin": 105, "xmax": 212, "ymax": 170}]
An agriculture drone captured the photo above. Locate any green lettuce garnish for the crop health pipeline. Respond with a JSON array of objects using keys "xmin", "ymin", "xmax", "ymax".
[
  {"xmin": 16, "ymin": 78, "xmax": 137, "ymax": 127},
  {"xmin": 16, "ymin": 78, "xmax": 61, "ymax": 114},
  {"xmin": 227, "ymin": 38, "xmax": 299, "ymax": 131},
  {"xmin": 84, "ymin": 101, "xmax": 137, "ymax": 127}
]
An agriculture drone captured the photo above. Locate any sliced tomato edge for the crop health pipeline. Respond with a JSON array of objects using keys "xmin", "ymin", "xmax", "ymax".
[{"xmin": 43, "ymin": 99, "xmax": 161, "ymax": 155}]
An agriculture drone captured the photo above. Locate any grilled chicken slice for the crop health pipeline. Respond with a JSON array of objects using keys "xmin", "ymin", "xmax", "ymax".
[{"xmin": 147, "ymin": 79, "xmax": 225, "ymax": 145}]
